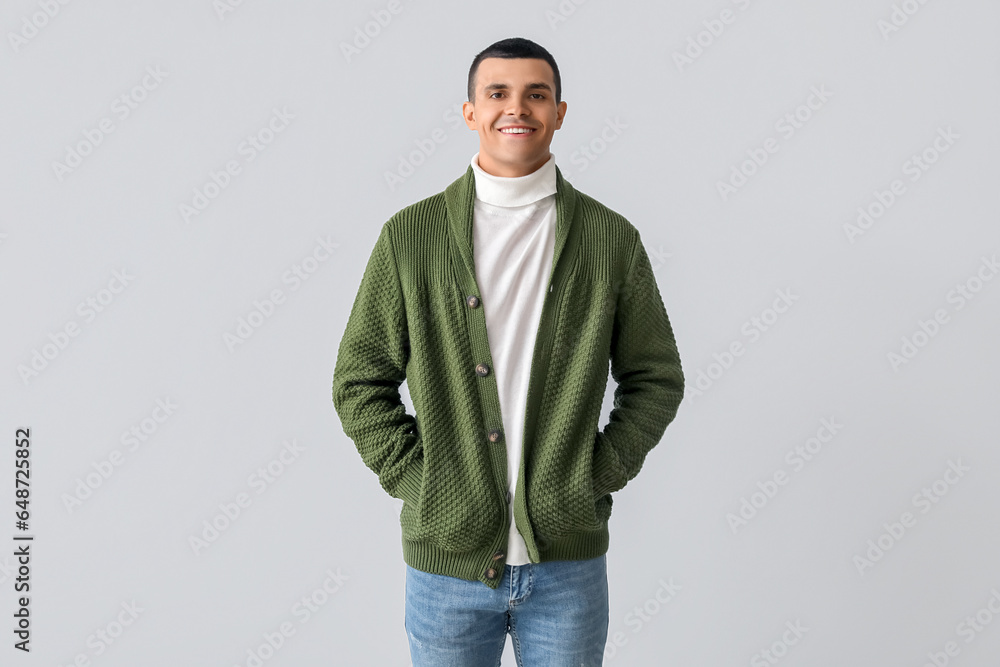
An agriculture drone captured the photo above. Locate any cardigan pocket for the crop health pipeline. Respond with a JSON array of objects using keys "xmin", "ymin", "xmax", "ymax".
[
  {"xmin": 396, "ymin": 455, "xmax": 425, "ymax": 537},
  {"xmin": 526, "ymin": 276, "xmax": 619, "ymax": 540},
  {"xmin": 399, "ymin": 444, "xmax": 498, "ymax": 552},
  {"xmin": 529, "ymin": 430, "xmax": 611, "ymax": 539}
]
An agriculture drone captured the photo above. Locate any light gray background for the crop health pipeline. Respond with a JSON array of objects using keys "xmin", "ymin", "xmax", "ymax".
[{"xmin": 2, "ymin": 0, "xmax": 999, "ymax": 664}]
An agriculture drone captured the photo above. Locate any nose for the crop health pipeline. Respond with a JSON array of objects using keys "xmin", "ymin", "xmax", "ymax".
[{"xmin": 504, "ymin": 94, "xmax": 531, "ymax": 117}]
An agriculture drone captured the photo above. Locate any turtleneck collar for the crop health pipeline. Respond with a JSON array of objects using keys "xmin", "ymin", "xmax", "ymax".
[{"xmin": 470, "ymin": 152, "xmax": 557, "ymax": 208}]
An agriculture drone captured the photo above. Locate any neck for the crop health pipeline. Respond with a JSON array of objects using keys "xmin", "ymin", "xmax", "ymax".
[{"xmin": 476, "ymin": 152, "xmax": 551, "ymax": 178}]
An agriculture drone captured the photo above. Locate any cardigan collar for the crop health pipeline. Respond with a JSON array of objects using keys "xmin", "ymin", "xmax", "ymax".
[{"xmin": 444, "ymin": 158, "xmax": 579, "ymax": 294}]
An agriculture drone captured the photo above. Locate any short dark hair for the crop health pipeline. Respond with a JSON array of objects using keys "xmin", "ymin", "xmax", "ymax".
[{"xmin": 467, "ymin": 37, "xmax": 561, "ymax": 105}]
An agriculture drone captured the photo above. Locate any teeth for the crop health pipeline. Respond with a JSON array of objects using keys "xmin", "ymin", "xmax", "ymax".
[{"xmin": 500, "ymin": 128, "xmax": 534, "ymax": 134}]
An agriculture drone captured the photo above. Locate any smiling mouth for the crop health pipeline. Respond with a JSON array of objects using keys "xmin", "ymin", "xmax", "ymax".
[{"xmin": 498, "ymin": 128, "xmax": 536, "ymax": 135}]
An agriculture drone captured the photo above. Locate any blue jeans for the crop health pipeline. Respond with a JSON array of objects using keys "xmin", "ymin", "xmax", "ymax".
[{"xmin": 404, "ymin": 554, "xmax": 609, "ymax": 666}]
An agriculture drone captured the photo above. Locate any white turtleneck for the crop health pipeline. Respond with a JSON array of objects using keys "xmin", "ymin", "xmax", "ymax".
[{"xmin": 470, "ymin": 151, "xmax": 557, "ymax": 566}]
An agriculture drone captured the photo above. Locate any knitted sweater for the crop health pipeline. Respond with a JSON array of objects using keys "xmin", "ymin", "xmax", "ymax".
[{"xmin": 331, "ymin": 162, "xmax": 685, "ymax": 589}]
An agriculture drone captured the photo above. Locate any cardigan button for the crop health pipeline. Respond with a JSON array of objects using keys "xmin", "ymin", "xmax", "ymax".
[
  {"xmin": 488, "ymin": 429, "xmax": 502, "ymax": 443},
  {"xmin": 485, "ymin": 567, "xmax": 497, "ymax": 579},
  {"xmin": 475, "ymin": 363, "xmax": 490, "ymax": 377},
  {"xmin": 466, "ymin": 295, "xmax": 480, "ymax": 308}
]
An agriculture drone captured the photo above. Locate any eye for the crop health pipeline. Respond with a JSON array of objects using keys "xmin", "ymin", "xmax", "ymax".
[{"xmin": 488, "ymin": 92, "xmax": 546, "ymax": 100}]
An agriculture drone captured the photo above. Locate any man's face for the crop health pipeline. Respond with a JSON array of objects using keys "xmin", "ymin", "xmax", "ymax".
[{"xmin": 463, "ymin": 57, "xmax": 567, "ymax": 178}]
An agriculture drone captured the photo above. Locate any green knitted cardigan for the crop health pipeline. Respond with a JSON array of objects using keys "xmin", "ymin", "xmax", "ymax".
[{"xmin": 332, "ymin": 163, "xmax": 684, "ymax": 589}]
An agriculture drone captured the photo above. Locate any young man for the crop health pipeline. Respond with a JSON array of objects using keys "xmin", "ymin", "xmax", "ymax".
[{"xmin": 332, "ymin": 37, "xmax": 684, "ymax": 665}]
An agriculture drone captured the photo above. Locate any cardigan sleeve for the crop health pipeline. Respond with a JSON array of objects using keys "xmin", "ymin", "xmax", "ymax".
[
  {"xmin": 591, "ymin": 232, "xmax": 685, "ymax": 500},
  {"xmin": 331, "ymin": 222, "xmax": 424, "ymax": 506}
]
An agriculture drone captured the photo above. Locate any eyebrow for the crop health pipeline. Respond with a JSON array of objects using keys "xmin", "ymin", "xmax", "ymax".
[{"xmin": 482, "ymin": 82, "xmax": 552, "ymax": 94}]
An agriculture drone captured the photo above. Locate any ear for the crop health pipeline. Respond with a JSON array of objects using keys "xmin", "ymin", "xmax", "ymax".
[
  {"xmin": 555, "ymin": 100, "xmax": 567, "ymax": 129},
  {"xmin": 462, "ymin": 101, "xmax": 477, "ymax": 131}
]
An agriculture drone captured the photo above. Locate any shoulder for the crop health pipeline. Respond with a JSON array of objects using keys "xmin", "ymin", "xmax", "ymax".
[
  {"xmin": 377, "ymin": 189, "xmax": 451, "ymax": 281},
  {"xmin": 568, "ymin": 184, "xmax": 642, "ymax": 274},
  {"xmin": 380, "ymin": 190, "xmax": 449, "ymax": 247},
  {"xmin": 385, "ymin": 191, "xmax": 447, "ymax": 228},
  {"xmin": 575, "ymin": 190, "xmax": 639, "ymax": 236}
]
